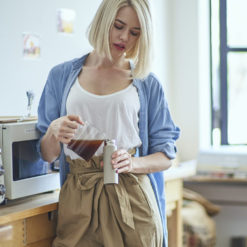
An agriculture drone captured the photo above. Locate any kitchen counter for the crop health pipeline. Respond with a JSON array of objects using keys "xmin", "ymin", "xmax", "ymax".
[{"xmin": 0, "ymin": 190, "xmax": 59, "ymax": 226}]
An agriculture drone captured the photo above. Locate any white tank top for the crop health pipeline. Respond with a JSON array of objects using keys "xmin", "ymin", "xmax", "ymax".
[{"xmin": 64, "ymin": 78, "xmax": 142, "ymax": 159}]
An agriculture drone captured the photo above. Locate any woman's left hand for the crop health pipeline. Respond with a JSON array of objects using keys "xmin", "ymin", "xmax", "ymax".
[
  {"xmin": 111, "ymin": 149, "xmax": 133, "ymax": 173},
  {"xmin": 100, "ymin": 149, "xmax": 171, "ymax": 174}
]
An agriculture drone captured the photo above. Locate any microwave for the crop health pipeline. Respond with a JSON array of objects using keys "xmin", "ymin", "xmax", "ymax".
[{"xmin": 0, "ymin": 120, "xmax": 60, "ymax": 203}]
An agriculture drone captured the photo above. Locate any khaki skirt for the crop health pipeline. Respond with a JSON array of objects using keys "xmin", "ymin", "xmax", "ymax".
[{"xmin": 52, "ymin": 154, "xmax": 163, "ymax": 247}]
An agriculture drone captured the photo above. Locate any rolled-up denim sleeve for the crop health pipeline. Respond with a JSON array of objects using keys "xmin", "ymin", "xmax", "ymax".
[{"xmin": 147, "ymin": 75, "xmax": 180, "ymax": 159}]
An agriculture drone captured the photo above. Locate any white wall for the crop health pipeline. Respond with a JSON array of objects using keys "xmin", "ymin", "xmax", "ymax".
[
  {"xmin": 150, "ymin": 0, "xmax": 171, "ymax": 99},
  {"xmin": 0, "ymin": 0, "xmax": 169, "ymax": 118},
  {"xmin": 166, "ymin": 0, "xmax": 200, "ymax": 162},
  {"xmin": 0, "ymin": 0, "xmax": 101, "ymax": 116}
]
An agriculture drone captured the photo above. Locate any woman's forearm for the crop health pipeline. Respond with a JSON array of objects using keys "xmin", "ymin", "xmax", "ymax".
[
  {"xmin": 112, "ymin": 150, "xmax": 172, "ymax": 174},
  {"xmin": 131, "ymin": 152, "xmax": 172, "ymax": 174},
  {"xmin": 40, "ymin": 128, "xmax": 61, "ymax": 163}
]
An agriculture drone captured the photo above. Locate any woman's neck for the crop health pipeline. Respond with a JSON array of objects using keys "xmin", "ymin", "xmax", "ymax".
[{"xmin": 86, "ymin": 51, "xmax": 128, "ymax": 70}]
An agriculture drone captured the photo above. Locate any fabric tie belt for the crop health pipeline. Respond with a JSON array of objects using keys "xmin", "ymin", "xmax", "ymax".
[{"xmin": 66, "ymin": 148, "xmax": 137, "ymax": 230}]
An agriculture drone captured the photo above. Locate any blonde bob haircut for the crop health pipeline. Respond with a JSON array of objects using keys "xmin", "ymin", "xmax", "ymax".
[{"xmin": 88, "ymin": 0, "xmax": 153, "ymax": 79}]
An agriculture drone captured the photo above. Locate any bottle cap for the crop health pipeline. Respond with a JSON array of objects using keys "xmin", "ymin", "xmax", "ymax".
[{"xmin": 105, "ymin": 139, "xmax": 116, "ymax": 145}]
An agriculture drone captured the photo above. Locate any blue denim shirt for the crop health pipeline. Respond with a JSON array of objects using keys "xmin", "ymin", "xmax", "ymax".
[{"xmin": 37, "ymin": 54, "xmax": 180, "ymax": 247}]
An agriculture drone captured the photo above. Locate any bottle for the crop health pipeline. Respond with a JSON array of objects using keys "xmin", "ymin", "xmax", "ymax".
[{"xmin": 103, "ymin": 139, "xmax": 118, "ymax": 184}]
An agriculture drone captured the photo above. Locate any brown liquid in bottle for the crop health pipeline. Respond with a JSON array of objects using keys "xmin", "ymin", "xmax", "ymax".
[{"xmin": 67, "ymin": 139, "xmax": 104, "ymax": 161}]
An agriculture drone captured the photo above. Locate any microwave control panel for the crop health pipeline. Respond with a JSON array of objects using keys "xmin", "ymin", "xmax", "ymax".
[{"xmin": 0, "ymin": 148, "xmax": 6, "ymax": 205}]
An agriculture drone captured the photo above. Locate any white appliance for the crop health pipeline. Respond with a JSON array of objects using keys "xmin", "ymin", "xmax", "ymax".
[{"xmin": 0, "ymin": 119, "xmax": 60, "ymax": 201}]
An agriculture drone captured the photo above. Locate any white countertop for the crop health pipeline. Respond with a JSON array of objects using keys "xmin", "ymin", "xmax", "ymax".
[{"xmin": 164, "ymin": 160, "xmax": 197, "ymax": 181}]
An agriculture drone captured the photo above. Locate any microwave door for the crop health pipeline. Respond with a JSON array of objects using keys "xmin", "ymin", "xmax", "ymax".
[{"xmin": 12, "ymin": 140, "xmax": 48, "ymax": 180}]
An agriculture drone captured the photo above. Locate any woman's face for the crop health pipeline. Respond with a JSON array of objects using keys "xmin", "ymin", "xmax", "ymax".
[{"xmin": 110, "ymin": 6, "xmax": 141, "ymax": 60}]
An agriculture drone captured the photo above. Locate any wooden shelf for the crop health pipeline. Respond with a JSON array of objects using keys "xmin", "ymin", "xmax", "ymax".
[
  {"xmin": 185, "ymin": 176, "xmax": 247, "ymax": 184},
  {"xmin": 0, "ymin": 116, "xmax": 37, "ymax": 123}
]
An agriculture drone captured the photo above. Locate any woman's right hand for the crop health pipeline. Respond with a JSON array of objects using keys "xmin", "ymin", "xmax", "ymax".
[{"xmin": 48, "ymin": 115, "xmax": 83, "ymax": 144}]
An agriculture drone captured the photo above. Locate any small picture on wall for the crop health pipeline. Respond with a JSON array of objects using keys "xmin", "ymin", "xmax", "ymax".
[
  {"xmin": 22, "ymin": 33, "xmax": 41, "ymax": 59},
  {"xmin": 57, "ymin": 8, "xmax": 76, "ymax": 34}
]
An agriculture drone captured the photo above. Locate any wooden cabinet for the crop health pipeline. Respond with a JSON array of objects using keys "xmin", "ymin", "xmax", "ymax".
[
  {"xmin": 164, "ymin": 160, "xmax": 197, "ymax": 247},
  {"xmin": 0, "ymin": 191, "xmax": 58, "ymax": 247},
  {"xmin": 166, "ymin": 178, "xmax": 183, "ymax": 247},
  {"xmin": 0, "ymin": 213, "xmax": 56, "ymax": 247},
  {"xmin": 26, "ymin": 212, "xmax": 57, "ymax": 246},
  {"xmin": 0, "ymin": 220, "xmax": 24, "ymax": 247}
]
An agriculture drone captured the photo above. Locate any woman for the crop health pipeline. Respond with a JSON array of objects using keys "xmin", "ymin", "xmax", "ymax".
[{"xmin": 37, "ymin": 0, "xmax": 180, "ymax": 246}]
